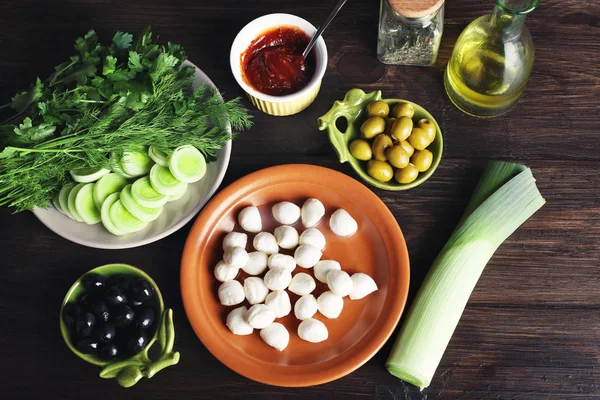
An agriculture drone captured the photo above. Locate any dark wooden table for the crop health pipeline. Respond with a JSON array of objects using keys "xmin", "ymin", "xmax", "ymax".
[{"xmin": 1, "ymin": 0, "xmax": 599, "ymax": 398}]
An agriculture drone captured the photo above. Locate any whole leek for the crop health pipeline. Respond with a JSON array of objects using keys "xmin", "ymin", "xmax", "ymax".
[{"xmin": 386, "ymin": 161, "xmax": 545, "ymax": 389}]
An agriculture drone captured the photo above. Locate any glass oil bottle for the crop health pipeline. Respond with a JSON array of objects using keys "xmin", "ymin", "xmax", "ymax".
[{"xmin": 444, "ymin": 0, "xmax": 539, "ymax": 117}]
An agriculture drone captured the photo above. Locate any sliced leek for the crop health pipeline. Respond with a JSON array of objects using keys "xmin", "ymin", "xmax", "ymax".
[{"xmin": 386, "ymin": 161, "xmax": 545, "ymax": 389}]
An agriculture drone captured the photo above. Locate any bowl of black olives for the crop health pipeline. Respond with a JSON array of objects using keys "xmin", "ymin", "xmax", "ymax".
[{"xmin": 60, "ymin": 264, "xmax": 180, "ymax": 387}]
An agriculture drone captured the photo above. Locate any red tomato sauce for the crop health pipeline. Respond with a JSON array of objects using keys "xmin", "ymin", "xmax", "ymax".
[{"xmin": 241, "ymin": 26, "xmax": 316, "ymax": 96}]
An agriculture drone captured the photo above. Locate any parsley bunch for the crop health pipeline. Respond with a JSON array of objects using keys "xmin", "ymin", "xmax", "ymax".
[{"xmin": 0, "ymin": 28, "xmax": 252, "ymax": 212}]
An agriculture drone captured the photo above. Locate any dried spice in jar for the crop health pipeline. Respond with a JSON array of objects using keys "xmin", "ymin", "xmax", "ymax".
[{"xmin": 377, "ymin": 0, "xmax": 445, "ymax": 66}]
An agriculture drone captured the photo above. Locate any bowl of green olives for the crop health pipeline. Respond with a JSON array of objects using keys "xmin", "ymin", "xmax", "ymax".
[
  {"xmin": 318, "ymin": 88, "xmax": 442, "ymax": 190},
  {"xmin": 60, "ymin": 264, "xmax": 180, "ymax": 387}
]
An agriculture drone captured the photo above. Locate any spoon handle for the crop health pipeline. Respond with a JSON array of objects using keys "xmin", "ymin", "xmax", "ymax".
[{"xmin": 302, "ymin": 0, "xmax": 349, "ymax": 58}]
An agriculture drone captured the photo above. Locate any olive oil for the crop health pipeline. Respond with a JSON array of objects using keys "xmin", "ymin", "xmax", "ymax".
[{"xmin": 444, "ymin": 0, "xmax": 537, "ymax": 118}]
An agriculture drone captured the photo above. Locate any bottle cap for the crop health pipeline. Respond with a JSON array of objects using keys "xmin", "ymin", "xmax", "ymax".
[{"xmin": 388, "ymin": 0, "xmax": 444, "ymax": 18}]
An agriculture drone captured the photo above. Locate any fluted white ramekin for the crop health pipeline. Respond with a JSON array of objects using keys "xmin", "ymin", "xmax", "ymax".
[{"xmin": 230, "ymin": 13, "xmax": 328, "ymax": 117}]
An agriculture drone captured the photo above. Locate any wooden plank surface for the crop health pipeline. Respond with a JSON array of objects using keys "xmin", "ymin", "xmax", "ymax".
[{"xmin": 0, "ymin": 0, "xmax": 599, "ymax": 398}]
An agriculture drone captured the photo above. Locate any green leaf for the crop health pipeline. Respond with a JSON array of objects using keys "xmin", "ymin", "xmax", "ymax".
[
  {"xmin": 75, "ymin": 29, "xmax": 98, "ymax": 54},
  {"xmin": 10, "ymin": 78, "xmax": 44, "ymax": 113},
  {"xmin": 124, "ymin": 92, "xmax": 148, "ymax": 111},
  {"xmin": 106, "ymin": 69, "xmax": 136, "ymax": 82},
  {"xmin": 102, "ymin": 55, "xmax": 117, "ymax": 76},
  {"xmin": 91, "ymin": 76, "xmax": 104, "ymax": 87},
  {"xmin": 0, "ymin": 147, "xmax": 17, "ymax": 159},
  {"xmin": 14, "ymin": 117, "xmax": 33, "ymax": 134},
  {"xmin": 166, "ymin": 42, "xmax": 186, "ymax": 61},
  {"xmin": 98, "ymin": 80, "xmax": 114, "ymax": 99},
  {"xmin": 149, "ymin": 53, "xmax": 179, "ymax": 82},
  {"xmin": 37, "ymin": 102, "xmax": 47, "ymax": 115},
  {"xmin": 127, "ymin": 51, "xmax": 144, "ymax": 72},
  {"xmin": 112, "ymin": 31, "xmax": 133, "ymax": 49},
  {"xmin": 14, "ymin": 117, "xmax": 56, "ymax": 142}
]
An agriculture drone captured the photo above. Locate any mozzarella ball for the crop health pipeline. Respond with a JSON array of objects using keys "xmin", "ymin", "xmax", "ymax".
[
  {"xmin": 267, "ymin": 254, "xmax": 296, "ymax": 271},
  {"xmin": 253, "ymin": 232, "xmax": 279, "ymax": 254},
  {"xmin": 214, "ymin": 260, "xmax": 239, "ymax": 282},
  {"xmin": 223, "ymin": 246, "xmax": 249, "ymax": 269},
  {"xmin": 226, "ymin": 306, "xmax": 253, "ymax": 335},
  {"xmin": 301, "ymin": 198, "xmax": 325, "ymax": 228},
  {"xmin": 299, "ymin": 228, "xmax": 326, "ymax": 251},
  {"xmin": 288, "ymin": 273, "xmax": 316, "ymax": 296},
  {"xmin": 260, "ymin": 322, "xmax": 290, "ymax": 351},
  {"xmin": 222, "ymin": 231, "xmax": 247, "ymax": 251},
  {"xmin": 218, "ymin": 280, "xmax": 245, "ymax": 306},
  {"xmin": 326, "ymin": 270, "xmax": 353, "ymax": 297},
  {"xmin": 264, "ymin": 268, "xmax": 293, "ymax": 291},
  {"xmin": 242, "ymin": 251, "xmax": 268, "ymax": 275},
  {"xmin": 317, "ymin": 291, "xmax": 344, "ymax": 319},
  {"xmin": 294, "ymin": 294, "xmax": 318, "ymax": 320},
  {"xmin": 238, "ymin": 206, "xmax": 262, "ymax": 233},
  {"xmin": 265, "ymin": 290, "xmax": 292, "ymax": 318},
  {"xmin": 243, "ymin": 277, "xmax": 269, "ymax": 305},
  {"xmin": 298, "ymin": 318, "xmax": 328, "ymax": 343},
  {"xmin": 349, "ymin": 273, "xmax": 379, "ymax": 300},
  {"xmin": 273, "ymin": 225, "xmax": 299, "ymax": 249},
  {"xmin": 294, "ymin": 245, "xmax": 322, "ymax": 269},
  {"xmin": 246, "ymin": 304, "xmax": 276, "ymax": 329},
  {"xmin": 272, "ymin": 201, "xmax": 301, "ymax": 225},
  {"xmin": 313, "ymin": 260, "xmax": 342, "ymax": 283},
  {"xmin": 329, "ymin": 208, "xmax": 358, "ymax": 237}
]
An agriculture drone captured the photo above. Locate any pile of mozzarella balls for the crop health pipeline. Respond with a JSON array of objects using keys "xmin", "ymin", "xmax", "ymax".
[{"xmin": 215, "ymin": 198, "xmax": 378, "ymax": 351}]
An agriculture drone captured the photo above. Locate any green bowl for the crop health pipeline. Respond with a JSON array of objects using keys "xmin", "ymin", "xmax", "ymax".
[
  {"xmin": 318, "ymin": 88, "xmax": 443, "ymax": 190},
  {"xmin": 60, "ymin": 263, "xmax": 180, "ymax": 387}
]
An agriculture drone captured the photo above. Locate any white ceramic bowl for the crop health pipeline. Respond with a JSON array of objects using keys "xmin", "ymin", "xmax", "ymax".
[
  {"xmin": 230, "ymin": 13, "xmax": 328, "ymax": 116},
  {"xmin": 32, "ymin": 61, "xmax": 231, "ymax": 249}
]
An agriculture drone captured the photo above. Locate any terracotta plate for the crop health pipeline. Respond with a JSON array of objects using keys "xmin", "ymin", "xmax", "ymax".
[{"xmin": 181, "ymin": 164, "xmax": 410, "ymax": 387}]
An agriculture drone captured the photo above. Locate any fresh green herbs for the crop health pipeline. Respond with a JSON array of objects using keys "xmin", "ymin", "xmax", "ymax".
[{"xmin": 0, "ymin": 28, "xmax": 252, "ymax": 212}]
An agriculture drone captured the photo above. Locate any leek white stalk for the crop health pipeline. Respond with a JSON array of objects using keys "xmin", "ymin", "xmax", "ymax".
[{"xmin": 386, "ymin": 161, "xmax": 545, "ymax": 389}]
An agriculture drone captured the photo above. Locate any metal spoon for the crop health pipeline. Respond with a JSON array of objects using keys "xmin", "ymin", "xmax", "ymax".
[{"xmin": 302, "ymin": 0, "xmax": 349, "ymax": 58}]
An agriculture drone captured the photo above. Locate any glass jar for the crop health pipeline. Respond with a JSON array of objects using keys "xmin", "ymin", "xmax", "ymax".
[
  {"xmin": 444, "ymin": 0, "xmax": 538, "ymax": 117},
  {"xmin": 377, "ymin": 0, "xmax": 445, "ymax": 66}
]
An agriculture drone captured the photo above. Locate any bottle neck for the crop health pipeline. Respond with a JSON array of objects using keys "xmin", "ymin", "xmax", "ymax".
[{"xmin": 490, "ymin": 0, "xmax": 537, "ymax": 35}]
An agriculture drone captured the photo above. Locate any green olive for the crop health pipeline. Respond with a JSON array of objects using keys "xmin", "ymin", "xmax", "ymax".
[
  {"xmin": 390, "ymin": 116, "xmax": 413, "ymax": 142},
  {"xmin": 386, "ymin": 145, "xmax": 410, "ymax": 169},
  {"xmin": 407, "ymin": 127, "xmax": 430, "ymax": 150},
  {"xmin": 349, "ymin": 139, "xmax": 372, "ymax": 161},
  {"xmin": 367, "ymin": 160, "xmax": 393, "ymax": 182},
  {"xmin": 418, "ymin": 119, "xmax": 436, "ymax": 143},
  {"xmin": 390, "ymin": 102, "xmax": 415, "ymax": 119},
  {"xmin": 411, "ymin": 149, "xmax": 433, "ymax": 172},
  {"xmin": 400, "ymin": 140, "xmax": 415, "ymax": 157},
  {"xmin": 372, "ymin": 134, "xmax": 393, "ymax": 161},
  {"xmin": 395, "ymin": 163, "xmax": 419, "ymax": 184},
  {"xmin": 366, "ymin": 101, "xmax": 390, "ymax": 118},
  {"xmin": 360, "ymin": 116, "xmax": 386, "ymax": 139}
]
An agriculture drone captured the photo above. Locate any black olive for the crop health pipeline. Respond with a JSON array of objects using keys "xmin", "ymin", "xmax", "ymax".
[
  {"xmin": 95, "ymin": 323, "xmax": 116, "ymax": 343},
  {"xmin": 130, "ymin": 279, "xmax": 153, "ymax": 304},
  {"xmin": 135, "ymin": 308, "xmax": 155, "ymax": 330},
  {"xmin": 129, "ymin": 299, "xmax": 143, "ymax": 308},
  {"xmin": 114, "ymin": 305, "xmax": 135, "ymax": 329},
  {"xmin": 126, "ymin": 330, "xmax": 148, "ymax": 355},
  {"xmin": 78, "ymin": 293, "xmax": 97, "ymax": 310},
  {"xmin": 75, "ymin": 338, "xmax": 100, "ymax": 354},
  {"xmin": 104, "ymin": 287, "xmax": 127, "ymax": 307},
  {"xmin": 62, "ymin": 303, "xmax": 81, "ymax": 328},
  {"xmin": 75, "ymin": 312, "xmax": 96, "ymax": 338},
  {"xmin": 81, "ymin": 273, "xmax": 107, "ymax": 293},
  {"xmin": 99, "ymin": 342, "xmax": 119, "ymax": 359},
  {"xmin": 107, "ymin": 275, "xmax": 135, "ymax": 292},
  {"xmin": 90, "ymin": 299, "xmax": 110, "ymax": 322}
]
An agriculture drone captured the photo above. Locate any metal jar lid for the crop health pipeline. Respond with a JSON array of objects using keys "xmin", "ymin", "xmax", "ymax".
[{"xmin": 388, "ymin": 0, "xmax": 445, "ymax": 18}]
